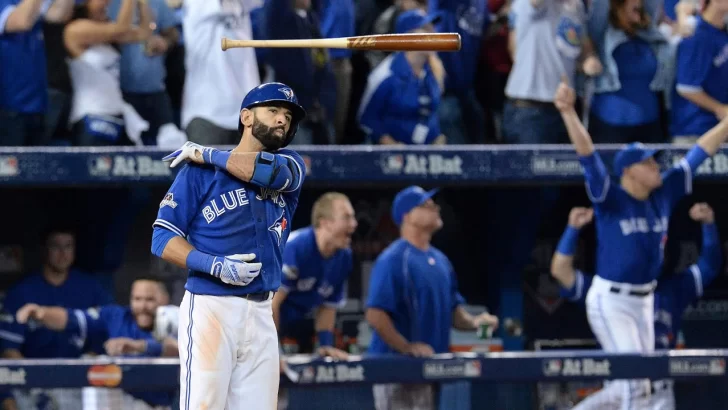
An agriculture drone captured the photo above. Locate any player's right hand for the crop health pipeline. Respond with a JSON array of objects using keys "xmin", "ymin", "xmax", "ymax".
[
  {"xmin": 568, "ymin": 207, "xmax": 594, "ymax": 229},
  {"xmin": 404, "ymin": 342, "xmax": 435, "ymax": 357},
  {"xmin": 215, "ymin": 253, "xmax": 262, "ymax": 286},
  {"xmin": 162, "ymin": 141, "xmax": 208, "ymax": 168},
  {"xmin": 554, "ymin": 76, "xmax": 576, "ymax": 112},
  {"xmin": 689, "ymin": 202, "xmax": 714, "ymax": 224},
  {"xmin": 16, "ymin": 304, "xmax": 44, "ymax": 324}
]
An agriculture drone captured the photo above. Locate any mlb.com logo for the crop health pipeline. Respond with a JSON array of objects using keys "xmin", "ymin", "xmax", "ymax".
[
  {"xmin": 88, "ymin": 156, "xmax": 112, "ymax": 176},
  {"xmin": 0, "ymin": 156, "xmax": 19, "ymax": 177}
]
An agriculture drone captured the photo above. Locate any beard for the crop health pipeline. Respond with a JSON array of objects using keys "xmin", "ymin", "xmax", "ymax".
[{"xmin": 252, "ymin": 116, "xmax": 286, "ymax": 150}]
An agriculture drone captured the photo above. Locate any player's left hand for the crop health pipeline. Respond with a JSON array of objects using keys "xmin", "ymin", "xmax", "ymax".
[
  {"xmin": 162, "ymin": 141, "xmax": 212, "ymax": 168},
  {"xmin": 472, "ymin": 312, "xmax": 499, "ymax": 332},
  {"xmin": 317, "ymin": 346, "xmax": 349, "ymax": 360},
  {"xmin": 104, "ymin": 337, "xmax": 146, "ymax": 356},
  {"xmin": 689, "ymin": 202, "xmax": 714, "ymax": 224},
  {"xmin": 217, "ymin": 253, "xmax": 262, "ymax": 286}
]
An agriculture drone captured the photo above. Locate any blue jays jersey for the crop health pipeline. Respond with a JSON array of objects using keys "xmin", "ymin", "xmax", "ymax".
[
  {"xmin": 578, "ymin": 146, "xmax": 708, "ymax": 284},
  {"xmin": 560, "ymin": 224, "xmax": 721, "ymax": 349},
  {"xmin": 366, "ymin": 239, "xmax": 465, "ymax": 354},
  {"xmin": 0, "ymin": 270, "xmax": 113, "ymax": 358},
  {"xmin": 65, "ymin": 305, "xmax": 172, "ymax": 407},
  {"xmin": 278, "ymin": 227, "xmax": 353, "ymax": 329},
  {"xmin": 153, "ymin": 149, "xmax": 306, "ymax": 296}
]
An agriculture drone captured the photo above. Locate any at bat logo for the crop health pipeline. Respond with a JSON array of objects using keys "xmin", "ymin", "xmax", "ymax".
[
  {"xmin": 560, "ymin": 358, "xmax": 611, "ymax": 377},
  {"xmin": 312, "ymin": 364, "xmax": 365, "ymax": 383}
]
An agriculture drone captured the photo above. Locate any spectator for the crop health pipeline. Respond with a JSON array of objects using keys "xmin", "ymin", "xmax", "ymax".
[
  {"xmin": 357, "ymin": 10, "xmax": 446, "ymax": 145},
  {"xmin": 43, "ymin": 19, "xmax": 74, "ymax": 145},
  {"xmin": 108, "ymin": 0, "xmax": 180, "ymax": 146},
  {"xmin": 164, "ymin": 0, "xmax": 185, "ymax": 127},
  {"xmin": 182, "ymin": 0, "xmax": 261, "ymax": 145},
  {"xmin": 503, "ymin": 0, "xmax": 600, "ymax": 144},
  {"xmin": 266, "ymin": 0, "xmax": 337, "ymax": 145},
  {"xmin": 587, "ymin": 0, "xmax": 673, "ymax": 144},
  {"xmin": 671, "ymin": 0, "xmax": 728, "ymax": 143},
  {"xmin": 64, "ymin": 0, "xmax": 152, "ymax": 146},
  {"xmin": 0, "ymin": 0, "xmax": 75, "ymax": 146},
  {"xmin": 15, "ymin": 278, "xmax": 178, "ymax": 409},
  {"xmin": 430, "ymin": 0, "xmax": 489, "ymax": 144},
  {"xmin": 318, "ymin": 0, "xmax": 355, "ymax": 143}
]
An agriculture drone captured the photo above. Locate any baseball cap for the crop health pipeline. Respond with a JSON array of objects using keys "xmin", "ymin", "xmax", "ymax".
[
  {"xmin": 395, "ymin": 9, "xmax": 441, "ymax": 34},
  {"xmin": 612, "ymin": 143, "xmax": 663, "ymax": 176},
  {"xmin": 391, "ymin": 186, "xmax": 439, "ymax": 226}
]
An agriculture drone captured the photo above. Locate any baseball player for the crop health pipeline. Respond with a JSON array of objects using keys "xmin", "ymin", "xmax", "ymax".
[
  {"xmin": 14, "ymin": 278, "xmax": 180, "ymax": 410},
  {"xmin": 365, "ymin": 186, "xmax": 499, "ymax": 410},
  {"xmin": 273, "ymin": 192, "xmax": 357, "ymax": 359},
  {"xmin": 550, "ymin": 203, "xmax": 721, "ymax": 410},
  {"xmin": 555, "ymin": 78, "xmax": 728, "ymax": 409},
  {"xmin": 150, "ymin": 82, "xmax": 307, "ymax": 410}
]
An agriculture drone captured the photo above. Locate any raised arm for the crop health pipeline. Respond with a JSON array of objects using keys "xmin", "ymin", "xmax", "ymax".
[
  {"xmin": 114, "ymin": 0, "xmax": 153, "ymax": 43},
  {"xmin": 551, "ymin": 207, "xmax": 593, "ymax": 288},
  {"xmin": 554, "ymin": 78, "xmax": 594, "ymax": 156},
  {"xmin": 695, "ymin": 116, "xmax": 728, "ymax": 156},
  {"xmin": 1, "ymin": 0, "xmax": 45, "ymax": 32},
  {"xmin": 44, "ymin": 0, "xmax": 74, "ymax": 23},
  {"xmin": 63, "ymin": 0, "xmax": 136, "ymax": 57}
]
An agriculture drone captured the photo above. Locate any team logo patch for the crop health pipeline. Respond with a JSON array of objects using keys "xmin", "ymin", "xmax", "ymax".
[
  {"xmin": 269, "ymin": 211, "xmax": 288, "ymax": 245},
  {"xmin": 160, "ymin": 193, "xmax": 178, "ymax": 209},
  {"xmin": 279, "ymin": 87, "xmax": 294, "ymax": 100}
]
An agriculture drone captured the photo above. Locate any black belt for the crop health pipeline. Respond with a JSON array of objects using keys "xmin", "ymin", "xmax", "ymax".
[
  {"xmin": 238, "ymin": 291, "xmax": 274, "ymax": 302},
  {"xmin": 609, "ymin": 286, "xmax": 651, "ymax": 297}
]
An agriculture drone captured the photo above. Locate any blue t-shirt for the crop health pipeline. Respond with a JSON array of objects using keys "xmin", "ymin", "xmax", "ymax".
[
  {"xmin": 672, "ymin": 17, "xmax": 728, "ymax": 137},
  {"xmin": 0, "ymin": 269, "xmax": 113, "ymax": 358},
  {"xmin": 366, "ymin": 239, "xmax": 465, "ymax": 354},
  {"xmin": 278, "ymin": 227, "xmax": 353, "ymax": 329},
  {"xmin": 592, "ymin": 38, "xmax": 660, "ymax": 126},
  {"xmin": 0, "ymin": 0, "xmax": 48, "ymax": 113},
  {"xmin": 577, "ymin": 145, "xmax": 708, "ymax": 284},
  {"xmin": 358, "ymin": 52, "xmax": 442, "ymax": 144},
  {"xmin": 66, "ymin": 305, "xmax": 172, "ymax": 407},
  {"xmin": 152, "ymin": 149, "xmax": 306, "ymax": 296}
]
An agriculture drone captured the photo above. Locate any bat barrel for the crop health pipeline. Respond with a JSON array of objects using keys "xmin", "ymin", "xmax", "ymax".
[{"xmin": 347, "ymin": 33, "xmax": 461, "ymax": 52}]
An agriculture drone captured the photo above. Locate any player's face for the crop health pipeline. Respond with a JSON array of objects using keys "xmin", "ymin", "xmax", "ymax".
[
  {"xmin": 46, "ymin": 233, "xmax": 75, "ymax": 272},
  {"xmin": 628, "ymin": 157, "xmax": 662, "ymax": 190},
  {"xmin": 251, "ymin": 106, "xmax": 292, "ymax": 151},
  {"xmin": 130, "ymin": 281, "xmax": 161, "ymax": 331},
  {"xmin": 326, "ymin": 199, "xmax": 358, "ymax": 249},
  {"xmin": 407, "ymin": 199, "xmax": 443, "ymax": 232}
]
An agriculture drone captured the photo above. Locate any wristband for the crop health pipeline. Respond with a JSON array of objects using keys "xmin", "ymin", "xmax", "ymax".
[
  {"xmin": 186, "ymin": 250, "xmax": 222, "ymax": 276},
  {"xmin": 556, "ymin": 226, "xmax": 580, "ymax": 256},
  {"xmin": 144, "ymin": 339, "xmax": 163, "ymax": 357},
  {"xmin": 209, "ymin": 149, "xmax": 231, "ymax": 170},
  {"xmin": 317, "ymin": 331, "xmax": 334, "ymax": 348}
]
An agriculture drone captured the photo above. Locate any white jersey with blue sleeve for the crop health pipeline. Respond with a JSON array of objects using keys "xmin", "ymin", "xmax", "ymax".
[
  {"xmin": 278, "ymin": 227, "xmax": 353, "ymax": 329},
  {"xmin": 152, "ymin": 148, "xmax": 306, "ymax": 296},
  {"xmin": 578, "ymin": 146, "xmax": 709, "ymax": 284}
]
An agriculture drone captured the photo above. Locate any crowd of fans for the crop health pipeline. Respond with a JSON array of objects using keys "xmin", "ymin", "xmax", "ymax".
[{"xmin": 1, "ymin": 0, "xmax": 726, "ymax": 148}]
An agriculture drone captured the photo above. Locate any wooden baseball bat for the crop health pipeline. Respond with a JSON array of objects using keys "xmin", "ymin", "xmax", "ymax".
[{"xmin": 221, "ymin": 33, "xmax": 461, "ymax": 52}]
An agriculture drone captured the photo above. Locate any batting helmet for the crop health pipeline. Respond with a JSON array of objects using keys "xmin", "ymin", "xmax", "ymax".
[{"xmin": 238, "ymin": 82, "xmax": 306, "ymax": 148}]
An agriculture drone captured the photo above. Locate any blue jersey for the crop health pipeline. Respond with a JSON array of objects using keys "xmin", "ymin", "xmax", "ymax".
[
  {"xmin": 671, "ymin": 17, "xmax": 728, "ymax": 137},
  {"xmin": 578, "ymin": 146, "xmax": 708, "ymax": 284},
  {"xmin": 0, "ymin": 269, "xmax": 113, "ymax": 358},
  {"xmin": 278, "ymin": 227, "xmax": 353, "ymax": 328},
  {"xmin": 66, "ymin": 305, "xmax": 172, "ymax": 407},
  {"xmin": 0, "ymin": 0, "xmax": 48, "ymax": 113},
  {"xmin": 560, "ymin": 224, "xmax": 721, "ymax": 349},
  {"xmin": 366, "ymin": 239, "xmax": 465, "ymax": 354},
  {"xmin": 153, "ymin": 149, "xmax": 306, "ymax": 296}
]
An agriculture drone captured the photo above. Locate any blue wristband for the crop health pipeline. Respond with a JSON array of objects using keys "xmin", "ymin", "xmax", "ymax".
[
  {"xmin": 317, "ymin": 331, "xmax": 334, "ymax": 348},
  {"xmin": 209, "ymin": 149, "xmax": 231, "ymax": 170},
  {"xmin": 186, "ymin": 250, "xmax": 222, "ymax": 276},
  {"xmin": 556, "ymin": 226, "xmax": 580, "ymax": 256},
  {"xmin": 144, "ymin": 339, "xmax": 163, "ymax": 357}
]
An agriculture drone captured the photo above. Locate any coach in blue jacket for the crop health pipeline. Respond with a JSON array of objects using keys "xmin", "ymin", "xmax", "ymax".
[{"xmin": 357, "ymin": 9, "xmax": 447, "ymax": 145}]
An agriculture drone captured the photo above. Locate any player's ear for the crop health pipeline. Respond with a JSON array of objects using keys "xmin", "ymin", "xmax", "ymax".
[{"xmin": 241, "ymin": 108, "xmax": 254, "ymax": 128}]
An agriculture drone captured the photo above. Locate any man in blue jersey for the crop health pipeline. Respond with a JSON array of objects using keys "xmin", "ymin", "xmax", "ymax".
[
  {"xmin": 0, "ymin": 0, "xmax": 75, "ymax": 146},
  {"xmin": 273, "ymin": 192, "xmax": 357, "ymax": 359},
  {"xmin": 365, "ymin": 186, "xmax": 499, "ymax": 410},
  {"xmin": 671, "ymin": 0, "xmax": 728, "ymax": 142},
  {"xmin": 555, "ymin": 78, "xmax": 728, "ymax": 409},
  {"xmin": 151, "ymin": 82, "xmax": 307, "ymax": 410},
  {"xmin": 14, "ymin": 277, "xmax": 179, "ymax": 410},
  {"xmin": 550, "ymin": 203, "xmax": 722, "ymax": 410}
]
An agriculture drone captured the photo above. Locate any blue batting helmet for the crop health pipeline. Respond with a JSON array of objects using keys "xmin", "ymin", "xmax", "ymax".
[{"xmin": 238, "ymin": 82, "xmax": 306, "ymax": 148}]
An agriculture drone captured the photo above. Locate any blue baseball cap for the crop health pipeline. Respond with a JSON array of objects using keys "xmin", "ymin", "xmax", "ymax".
[
  {"xmin": 391, "ymin": 186, "xmax": 439, "ymax": 226},
  {"xmin": 612, "ymin": 143, "xmax": 663, "ymax": 176},
  {"xmin": 395, "ymin": 9, "xmax": 441, "ymax": 34}
]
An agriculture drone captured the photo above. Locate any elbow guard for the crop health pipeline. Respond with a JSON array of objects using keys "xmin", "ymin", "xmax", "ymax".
[
  {"xmin": 152, "ymin": 227, "xmax": 179, "ymax": 258},
  {"xmin": 251, "ymin": 152, "xmax": 297, "ymax": 191}
]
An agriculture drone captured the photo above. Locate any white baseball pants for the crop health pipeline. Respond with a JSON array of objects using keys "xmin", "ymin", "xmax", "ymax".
[
  {"xmin": 585, "ymin": 276, "xmax": 656, "ymax": 410},
  {"xmin": 572, "ymin": 380, "xmax": 675, "ymax": 410},
  {"xmin": 178, "ymin": 291, "xmax": 279, "ymax": 410}
]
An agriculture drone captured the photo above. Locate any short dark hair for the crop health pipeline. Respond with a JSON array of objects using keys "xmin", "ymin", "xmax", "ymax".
[{"xmin": 42, "ymin": 224, "xmax": 76, "ymax": 243}]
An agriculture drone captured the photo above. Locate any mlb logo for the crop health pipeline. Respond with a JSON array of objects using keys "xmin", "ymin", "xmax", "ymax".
[
  {"xmin": 381, "ymin": 154, "xmax": 404, "ymax": 174},
  {"xmin": 0, "ymin": 156, "xmax": 19, "ymax": 177},
  {"xmin": 542, "ymin": 359, "xmax": 562, "ymax": 376},
  {"xmin": 302, "ymin": 155, "xmax": 312, "ymax": 175},
  {"xmin": 464, "ymin": 361, "xmax": 481, "ymax": 377},
  {"xmin": 89, "ymin": 156, "xmax": 112, "ymax": 176},
  {"xmin": 301, "ymin": 366, "xmax": 315, "ymax": 383}
]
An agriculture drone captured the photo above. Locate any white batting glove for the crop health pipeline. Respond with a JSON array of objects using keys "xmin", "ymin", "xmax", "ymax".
[
  {"xmin": 213, "ymin": 253, "xmax": 262, "ymax": 286},
  {"xmin": 162, "ymin": 141, "xmax": 216, "ymax": 168}
]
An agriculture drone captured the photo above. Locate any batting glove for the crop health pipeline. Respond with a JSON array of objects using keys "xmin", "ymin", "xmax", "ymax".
[
  {"xmin": 162, "ymin": 141, "xmax": 217, "ymax": 168},
  {"xmin": 213, "ymin": 253, "xmax": 262, "ymax": 286}
]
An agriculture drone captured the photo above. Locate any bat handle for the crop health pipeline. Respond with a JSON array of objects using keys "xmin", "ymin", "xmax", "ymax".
[{"xmin": 221, "ymin": 37, "xmax": 228, "ymax": 51}]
